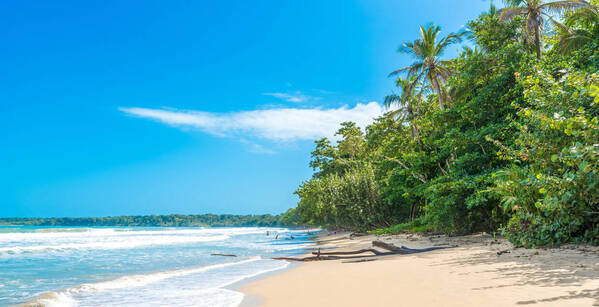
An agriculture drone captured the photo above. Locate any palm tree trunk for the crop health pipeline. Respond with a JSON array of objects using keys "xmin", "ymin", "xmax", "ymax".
[
  {"xmin": 409, "ymin": 203, "xmax": 416, "ymax": 221},
  {"xmin": 411, "ymin": 124, "xmax": 419, "ymax": 140},
  {"xmin": 407, "ymin": 102, "xmax": 420, "ymax": 141},
  {"xmin": 432, "ymin": 78, "xmax": 445, "ymax": 110},
  {"xmin": 534, "ymin": 23, "xmax": 542, "ymax": 60}
]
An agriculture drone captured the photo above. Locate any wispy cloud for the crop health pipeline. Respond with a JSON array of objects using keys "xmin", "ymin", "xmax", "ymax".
[
  {"xmin": 239, "ymin": 139, "xmax": 277, "ymax": 155},
  {"xmin": 119, "ymin": 102, "xmax": 385, "ymax": 142},
  {"xmin": 262, "ymin": 91, "xmax": 316, "ymax": 103}
]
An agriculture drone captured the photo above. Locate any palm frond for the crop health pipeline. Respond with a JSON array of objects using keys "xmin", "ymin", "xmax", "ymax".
[
  {"xmin": 437, "ymin": 32, "xmax": 465, "ymax": 53},
  {"xmin": 389, "ymin": 62, "xmax": 423, "ymax": 78},
  {"xmin": 503, "ymin": 0, "xmax": 527, "ymax": 7},
  {"xmin": 398, "ymin": 41, "xmax": 426, "ymax": 59},
  {"xmin": 461, "ymin": 45, "xmax": 484, "ymax": 57},
  {"xmin": 436, "ymin": 66, "xmax": 454, "ymax": 81},
  {"xmin": 388, "ymin": 66, "xmax": 412, "ymax": 77},
  {"xmin": 487, "ymin": 3, "xmax": 499, "ymax": 16},
  {"xmin": 385, "ymin": 109, "xmax": 409, "ymax": 122},
  {"xmin": 551, "ymin": 16, "xmax": 574, "ymax": 34},
  {"xmin": 397, "ymin": 41, "xmax": 414, "ymax": 54},
  {"xmin": 558, "ymin": 31, "xmax": 593, "ymax": 54},
  {"xmin": 407, "ymin": 71, "xmax": 426, "ymax": 96},
  {"xmin": 567, "ymin": 6, "xmax": 599, "ymax": 26},
  {"xmin": 384, "ymin": 94, "xmax": 402, "ymax": 108},
  {"xmin": 541, "ymin": 0, "xmax": 591, "ymax": 15},
  {"xmin": 551, "ymin": 15, "xmax": 594, "ymax": 54},
  {"xmin": 405, "ymin": 63, "xmax": 425, "ymax": 80},
  {"xmin": 499, "ymin": 7, "xmax": 527, "ymax": 21}
]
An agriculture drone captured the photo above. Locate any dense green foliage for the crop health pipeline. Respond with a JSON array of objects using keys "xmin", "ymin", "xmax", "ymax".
[
  {"xmin": 0, "ymin": 214, "xmax": 285, "ymax": 227},
  {"xmin": 494, "ymin": 65, "xmax": 599, "ymax": 246},
  {"xmin": 291, "ymin": 2, "xmax": 599, "ymax": 246}
]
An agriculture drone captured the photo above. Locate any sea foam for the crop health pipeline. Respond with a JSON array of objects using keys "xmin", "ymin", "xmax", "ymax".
[
  {"xmin": 24, "ymin": 257, "xmax": 289, "ymax": 307},
  {"xmin": 2, "ymin": 226, "xmax": 312, "ymax": 306},
  {"xmin": 0, "ymin": 234, "xmax": 230, "ymax": 255}
]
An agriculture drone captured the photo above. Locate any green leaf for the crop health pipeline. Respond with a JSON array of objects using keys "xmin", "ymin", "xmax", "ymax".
[{"xmin": 579, "ymin": 161, "xmax": 589, "ymax": 172}]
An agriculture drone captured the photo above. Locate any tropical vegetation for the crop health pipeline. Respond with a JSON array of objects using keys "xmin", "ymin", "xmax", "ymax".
[{"xmin": 289, "ymin": 0, "xmax": 599, "ymax": 247}]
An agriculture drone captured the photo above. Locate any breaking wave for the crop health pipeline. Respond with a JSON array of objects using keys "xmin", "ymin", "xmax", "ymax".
[
  {"xmin": 23, "ymin": 257, "xmax": 289, "ymax": 307},
  {"xmin": 1, "ymin": 234, "xmax": 229, "ymax": 254}
]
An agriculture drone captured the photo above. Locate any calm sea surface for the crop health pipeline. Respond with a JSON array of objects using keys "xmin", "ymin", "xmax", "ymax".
[{"xmin": 0, "ymin": 226, "xmax": 314, "ymax": 306}]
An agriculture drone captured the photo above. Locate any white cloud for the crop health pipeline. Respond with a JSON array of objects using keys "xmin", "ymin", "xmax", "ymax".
[
  {"xmin": 119, "ymin": 102, "xmax": 386, "ymax": 142},
  {"xmin": 239, "ymin": 139, "xmax": 277, "ymax": 155},
  {"xmin": 262, "ymin": 92, "xmax": 314, "ymax": 103}
]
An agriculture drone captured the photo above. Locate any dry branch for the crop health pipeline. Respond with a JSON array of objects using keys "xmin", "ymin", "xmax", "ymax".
[
  {"xmin": 312, "ymin": 248, "xmax": 385, "ymax": 256},
  {"xmin": 272, "ymin": 241, "xmax": 454, "ymax": 262},
  {"xmin": 342, "ymin": 258, "xmax": 378, "ymax": 264}
]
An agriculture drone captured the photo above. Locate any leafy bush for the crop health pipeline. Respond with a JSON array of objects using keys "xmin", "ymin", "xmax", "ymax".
[
  {"xmin": 495, "ymin": 72, "xmax": 599, "ymax": 246},
  {"xmin": 369, "ymin": 219, "xmax": 433, "ymax": 235},
  {"xmin": 295, "ymin": 164, "xmax": 396, "ymax": 231}
]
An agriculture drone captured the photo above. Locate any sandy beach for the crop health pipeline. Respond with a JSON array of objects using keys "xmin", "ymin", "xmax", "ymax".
[{"xmin": 241, "ymin": 232, "xmax": 599, "ymax": 307}]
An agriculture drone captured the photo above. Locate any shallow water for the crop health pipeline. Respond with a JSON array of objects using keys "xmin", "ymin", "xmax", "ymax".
[{"xmin": 0, "ymin": 226, "xmax": 314, "ymax": 306}]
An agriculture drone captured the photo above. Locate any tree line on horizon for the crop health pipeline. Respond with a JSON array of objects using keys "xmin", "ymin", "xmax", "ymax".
[
  {"xmin": 0, "ymin": 214, "xmax": 285, "ymax": 227},
  {"xmin": 284, "ymin": 0, "xmax": 599, "ymax": 247}
]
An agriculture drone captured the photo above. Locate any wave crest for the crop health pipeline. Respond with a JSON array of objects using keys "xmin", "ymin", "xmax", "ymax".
[
  {"xmin": 0, "ymin": 234, "xmax": 229, "ymax": 255},
  {"xmin": 23, "ymin": 257, "xmax": 267, "ymax": 306},
  {"xmin": 21, "ymin": 291, "xmax": 76, "ymax": 307}
]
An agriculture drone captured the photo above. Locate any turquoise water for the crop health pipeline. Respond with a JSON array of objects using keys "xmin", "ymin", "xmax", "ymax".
[{"xmin": 0, "ymin": 226, "xmax": 314, "ymax": 306}]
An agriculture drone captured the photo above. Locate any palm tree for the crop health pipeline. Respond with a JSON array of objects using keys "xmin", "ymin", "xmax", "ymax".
[
  {"xmin": 553, "ymin": 4, "xmax": 599, "ymax": 54},
  {"xmin": 384, "ymin": 76, "xmax": 424, "ymax": 139},
  {"xmin": 390, "ymin": 25, "xmax": 463, "ymax": 111},
  {"xmin": 500, "ymin": 0, "xmax": 591, "ymax": 59}
]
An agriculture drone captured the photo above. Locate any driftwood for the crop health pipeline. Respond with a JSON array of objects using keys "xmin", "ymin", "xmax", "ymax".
[
  {"xmin": 372, "ymin": 240, "xmax": 450, "ymax": 254},
  {"xmin": 272, "ymin": 256, "xmax": 340, "ymax": 262},
  {"xmin": 342, "ymin": 258, "xmax": 378, "ymax": 264},
  {"xmin": 274, "ymin": 254, "xmax": 385, "ymax": 261},
  {"xmin": 211, "ymin": 253, "xmax": 237, "ymax": 257},
  {"xmin": 312, "ymin": 248, "xmax": 385, "ymax": 256},
  {"xmin": 372, "ymin": 240, "xmax": 405, "ymax": 253},
  {"xmin": 274, "ymin": 241, "xmax": 453, "ymax": 262}
]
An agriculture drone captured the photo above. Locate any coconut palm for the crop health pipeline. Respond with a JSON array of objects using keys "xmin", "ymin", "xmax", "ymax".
[
  {"xmin": 390, "ymin": 25, "xmax": 463, "ymax": 111},
  {"xmin": 384, "ymin": 77, "xmax": 425, "ymax": 139},
  {"xmin": 553, "ymin": 4, "xmax": 599, "ymax": 54},
  {"xmin": 500, "ymin": 0, "xmax": 591, "ymax": 59}
]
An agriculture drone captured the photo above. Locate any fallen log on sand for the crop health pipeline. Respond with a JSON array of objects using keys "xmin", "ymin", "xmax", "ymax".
[
  {"xmin": 311, "ymin": 248, "xmax": 385, "ymax": 256},
  {"xmin": 349, "ymin": 232, "xmax": 368, "ymax": 239},
  {"xmin": 272, "ymin": 256, "xmax": 341, "ymax": 261},
  {"xmin": 342, "ymin": 258, "xmax": 378, "ymax": 264},
  {"xmin": 372, "ymin": 240, "xmax": 450, "ymax": 254},
  {"xmin": 372, "ymin": 240, "xmax": 405, "ymax": 253},
  {"xmin": 276, "ymin": 241, "xmax": 453, "ymax": 262}
]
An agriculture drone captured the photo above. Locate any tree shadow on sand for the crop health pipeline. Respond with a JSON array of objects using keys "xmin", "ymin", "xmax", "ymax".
[{"xmin": 425, "ymin": 243, "xmax": 599, "ymax": 306}]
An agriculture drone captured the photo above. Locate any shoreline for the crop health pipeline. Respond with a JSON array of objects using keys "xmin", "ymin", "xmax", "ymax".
[
  {"xmin": 235, "ymin": 230, "xmax": 327, "ymax": 307},
  {"xmin": 239, "ymin": 232, "xmax": 599, "ymax": 307},
  {"xmin": 231, "ymin": 261, "xmax": 302, "ymax": 307}
]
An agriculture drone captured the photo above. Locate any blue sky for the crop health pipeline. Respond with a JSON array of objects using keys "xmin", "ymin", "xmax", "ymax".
[{"xmin": 1, "ymin": 0, "xmax": 494, "ymax": 217}]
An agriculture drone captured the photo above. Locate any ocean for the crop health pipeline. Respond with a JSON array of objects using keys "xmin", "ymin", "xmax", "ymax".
[{"xmin": 0, "ymin": 226, "xmax": 315, "ymax": 306}]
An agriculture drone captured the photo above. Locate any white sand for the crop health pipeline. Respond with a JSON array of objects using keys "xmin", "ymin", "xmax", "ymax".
[{"xmin": 241, "ymin": 233, "xmax": 599, "ymax": 307}]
